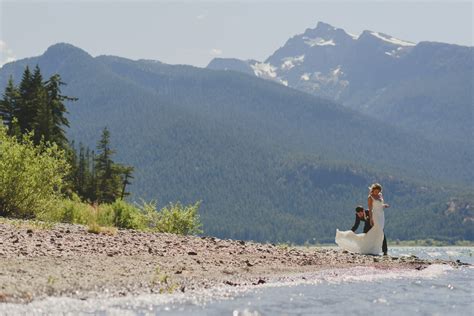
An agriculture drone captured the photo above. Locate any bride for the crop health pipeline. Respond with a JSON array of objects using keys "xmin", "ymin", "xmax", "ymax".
[{"xmin": 335, "ymin": 183, "xmax": 390, "ymax": 255}]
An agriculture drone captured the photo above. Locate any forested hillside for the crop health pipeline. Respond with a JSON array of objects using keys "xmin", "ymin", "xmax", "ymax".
[{"xmin": 0, "ymin": 43, "xmax": 472, "ymax": 243}]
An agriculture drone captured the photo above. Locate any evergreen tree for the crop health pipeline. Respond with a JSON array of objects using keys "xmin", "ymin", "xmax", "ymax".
[
  {"xmin": 16, "ymin": 65, "xmax": 46, "ymax": 137},
  {"xmin": 14, "ymin": 66, "xmax": 76, "ymax": 148},
  {"xmin": 118, "ymin": 165, "xmax": 134, "ymax": 200},
  {"xmin": 31, "ymin": 86, "xmax": 51, "ymax": 145},
  {"xmin": 93, "ymin": 127, "xmax": 134, "ymax": 203},
  {"xmin": 17, "ymin": 66, "xmax": 35, "ymax": 133},
  {"xmin": 76, "ymin": 143, "xmax": 87, "ymax": 197},
  {"xmin": 71, "ymin": 142, "xmax": 95, "ymax": 200},
  {"xmin": 44, "ymin": 74, "xmax": 77, "ymax": 148},
  {"xmin": 86, "ymin": 149, "xmax": 98, "ymax": 202},
  {"xmin": 95, "ymin": 127, "xmax": 121, "ymax": 203},
  {"xmin": 0, "ymin": 77, "xmax": 20, "ymax": 135}
]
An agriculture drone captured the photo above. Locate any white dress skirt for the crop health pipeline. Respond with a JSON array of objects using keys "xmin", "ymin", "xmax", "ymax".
[{"xmin": 335, "ymin": 197, "xmax": 385, "ymax": 255}]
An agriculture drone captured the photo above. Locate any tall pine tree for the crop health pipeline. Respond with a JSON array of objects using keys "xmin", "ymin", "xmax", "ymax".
[
  {"xmin": 11, "ymin": 65, "xmax": 76, "ymax": 149},
  {"xmin": 95, "ymin": 127, "xmax": 121, "ymax": 203},
  {"xmin": 0, "ymin": 76, "xmax": 20, "ymax": 135},
  {"xmin": 118, "ymin": 165, "xmax": 134, "ymax": 200},
  {"xmin": 44, "ymin": 74, "xmax": 77, "ymax": 148},
  {"xmin": 17, "ymin": 66, "xmax": 35, "ymax": 133},
  {"xmin": 31, "ymin": 85, "xmax": 51, "ymax": 145},
  {"xmin": 94, "ymin": 127, "xmax": 134, "ymax": 203},
  {"xmin": 20, "ymin": 65, "xmax": 45, "ymax": 135}
]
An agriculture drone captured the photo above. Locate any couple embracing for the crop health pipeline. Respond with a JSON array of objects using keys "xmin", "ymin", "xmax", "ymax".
[{"xmin": 335, "ymin": 183, "xmax": 390, "ymax": 255}]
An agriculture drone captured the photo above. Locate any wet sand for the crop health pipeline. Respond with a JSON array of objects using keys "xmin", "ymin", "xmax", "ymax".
[{"xmin": 0, "ymin": 220, "xmax": 461, "ymax": 304}]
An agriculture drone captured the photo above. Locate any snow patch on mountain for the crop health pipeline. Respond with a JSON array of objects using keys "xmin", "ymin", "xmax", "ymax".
[
  {"xmin": 332, "ymin": 66, "xmax": 342, "ymax": 76},
  {"xmin": 313, "ymin": 66, "xmax": 348, "ymax": 86},
  {"xmin": 301, "ymin": 73, "xmax": 311, "ymax": 81},
  {"xmin": 370, "ymin": 32, "xmax": 415, "ymax": 46},
  {"xmin": 297, "ymin": 66, "xmax": 348, "ymax": 88},
  {"xmin": 250, "ymin": 62, "xmax": 290, "ymax": 87},
  {"xmin": 281, "ymin": 55, "xmax": 305, "ymax": 70},
  {"xmin": 251, "ymin": 62, "xmax": 277, "ymax": 78},
  {"xmin": 385, "ymin": 46, "xmax": 411, "ymax": 58},
  {"xmin": 347, "ymin": 32, "xmax": 359, "ymax": 40},
  {"xmin": 295, "ymin": 66, "xmax": 349, "ymax": 100},
  {"xmin": 303, "ymin": 37, "xmax": 336, "ymax": 47}
]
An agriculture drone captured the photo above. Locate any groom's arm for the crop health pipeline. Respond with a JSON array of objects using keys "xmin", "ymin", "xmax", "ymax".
[{"xmin": 351, "ymin": 215, "xmax": 360, "ymax": 232}]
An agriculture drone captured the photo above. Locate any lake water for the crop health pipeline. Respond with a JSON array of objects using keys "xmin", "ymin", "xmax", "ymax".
[{"xmin": 1, "ymin": 247, "xmax": 473, "ymax": 315}]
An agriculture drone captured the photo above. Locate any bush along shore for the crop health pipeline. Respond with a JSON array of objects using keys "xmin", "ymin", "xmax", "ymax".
[{"xmin": 0, "ymin": 219, "xmax": 467, "ymax": 304}]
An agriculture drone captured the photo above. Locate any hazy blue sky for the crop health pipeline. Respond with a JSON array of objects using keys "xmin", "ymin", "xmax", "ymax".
[{"xmin": 0, "ymin": 1, "xmax": 472, "ymax": 67}]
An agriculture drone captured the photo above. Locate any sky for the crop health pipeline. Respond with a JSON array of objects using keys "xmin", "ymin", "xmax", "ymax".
[{"xmin": 0, "ymin": 1, "xmax": 472, "ymax": 67}]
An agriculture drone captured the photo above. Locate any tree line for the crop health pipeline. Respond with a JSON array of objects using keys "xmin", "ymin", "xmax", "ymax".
[{"xmin": 0, "ymin": 65, "xmax": 133, "ymax": 204}]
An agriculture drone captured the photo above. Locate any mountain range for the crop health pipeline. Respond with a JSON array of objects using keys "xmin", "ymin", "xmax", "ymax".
[
  {"xmin": 0, "ymin": 26, "xmax": 472, "ymax": 243},
  {"xmin": 208, "ymin": 22, "xmax": 473, "ymax": 145}
]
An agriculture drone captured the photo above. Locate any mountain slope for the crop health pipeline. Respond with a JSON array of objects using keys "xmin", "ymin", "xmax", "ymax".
[
  {"xmin": 0, "ymin": 43, "xmax": 472, "ymax": 242},
  {"xmin": 207, "ymin": 22, "xmax": 473, "ymax": 145}
]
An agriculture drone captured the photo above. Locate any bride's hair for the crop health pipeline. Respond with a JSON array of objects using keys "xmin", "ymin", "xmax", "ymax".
[{"xmin": 369, "ymin": 183, "xmax": 382, "ymax": 192}]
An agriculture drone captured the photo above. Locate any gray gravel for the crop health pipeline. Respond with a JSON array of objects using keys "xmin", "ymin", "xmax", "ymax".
[{"xmin": 0, "ymin": 220, "xmax": 460, "ymax": 304}]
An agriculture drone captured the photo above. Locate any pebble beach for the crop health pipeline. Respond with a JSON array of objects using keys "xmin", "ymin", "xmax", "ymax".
[{"xmin": 0, "ymin": 220, "xmax": 463, "ymax": 304}]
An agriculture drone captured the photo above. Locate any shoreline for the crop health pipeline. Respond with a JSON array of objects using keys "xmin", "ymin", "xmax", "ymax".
[{"xmin": 0, "ymin": 220, "xmax": 466, "ymax": 304}]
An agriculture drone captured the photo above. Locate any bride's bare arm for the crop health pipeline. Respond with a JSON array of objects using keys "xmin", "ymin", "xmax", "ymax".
[{"xmin": 381, "ymin": 193, "xmax": 390, "ymax": 208}]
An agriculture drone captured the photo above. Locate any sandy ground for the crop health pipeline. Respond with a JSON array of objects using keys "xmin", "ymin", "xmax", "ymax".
[{"xmin": 0, "ymin": 220, "xmax": 462, "ymax": 304}]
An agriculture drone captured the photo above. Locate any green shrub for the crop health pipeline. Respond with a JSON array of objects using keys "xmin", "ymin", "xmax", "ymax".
[
  {"xmin": 34, "ymin": 197, "xmax": 203, "ymax": 235},
  {"xmin": 0, "ymin": 126, "xmax": 69, "ymax": 218},
  {"xmin": 87, "ymin": 222, "xmax": 117, "ymax": 235},
  {"xmin": 110, "ymin": 200, "xmax": 145, "ymax": 229},
  {"xmin": 139, "ymin": 200, "xmax": 161, "ymax": 229},
  {"xmin": 95, "ymin": 203, "xmax": 115, "ymax": 227},
  {"xmin": 144, "ymin": 201, "xmax": 203, "ymax": 235},
  {"xmin": 41, "ymin": 198, "xmax": 144, "ymax": 230},
  {"xmin": 38, "ymin": 194, "xmax": 91, "ymax": 224}
]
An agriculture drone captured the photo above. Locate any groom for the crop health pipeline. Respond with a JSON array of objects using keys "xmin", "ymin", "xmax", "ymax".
[{"xmin": 351, "ymin": 206, "xmax": 388, "ymax": 255}]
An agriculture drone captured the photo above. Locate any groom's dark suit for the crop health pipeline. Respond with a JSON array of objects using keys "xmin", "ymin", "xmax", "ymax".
[{"xmin": 351, "ymin": 210, "xmax": 388, "ymax": 254}]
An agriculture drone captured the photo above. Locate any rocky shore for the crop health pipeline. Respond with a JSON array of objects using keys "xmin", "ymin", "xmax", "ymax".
[{"xmin": 0, "ymin": 220, "xmax": 463, "ymax": 304}]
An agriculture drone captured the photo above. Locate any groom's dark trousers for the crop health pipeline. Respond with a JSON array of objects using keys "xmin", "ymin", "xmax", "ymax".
[{"xmin": 351, "ymin": 210, "xmax": 388, "ymax": 254}]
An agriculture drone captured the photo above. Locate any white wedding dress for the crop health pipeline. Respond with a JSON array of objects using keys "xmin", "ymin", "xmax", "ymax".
[{"xmin": 335, "ymin": 196, "xmax": 385, "ymax": 255}]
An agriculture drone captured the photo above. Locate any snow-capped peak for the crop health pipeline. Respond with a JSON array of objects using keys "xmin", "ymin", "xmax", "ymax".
[
  {"xmin": 298, "ymin": 21, "xmax": 363, "ymax": 47},
  {"xmin": 303, "ymin": 22, "xmax": 347, "ymax": 38}
]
